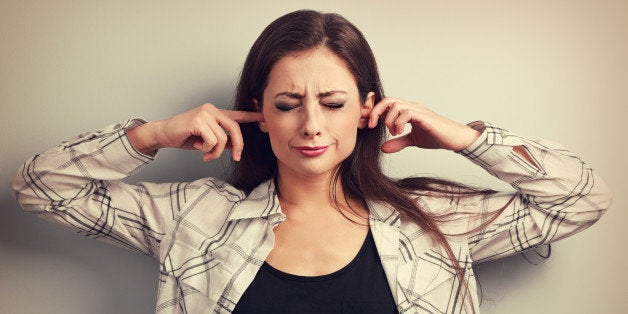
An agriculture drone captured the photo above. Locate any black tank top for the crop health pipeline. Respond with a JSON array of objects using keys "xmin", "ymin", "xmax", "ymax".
[{"xmin": 232, "ymin": 230, "xmax": 399, "ymax": 314}]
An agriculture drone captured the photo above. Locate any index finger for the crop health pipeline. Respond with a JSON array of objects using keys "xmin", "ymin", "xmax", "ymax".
[
  {"xmin": 218, "ymin": 111, "xmax": 261, "ymax": 161},
  {"xmin": 224, "ymin": 110, "xmax": 264, "ymax": 123},
  {"xmin": 368, "ymin": 98, "xmax": 396, "ymax": 128}
]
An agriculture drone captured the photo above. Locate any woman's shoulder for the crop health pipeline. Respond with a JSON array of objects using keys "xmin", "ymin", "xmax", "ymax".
[
  {"xmin": 181, "ymin": 176, "xmax": 249, "ymax": 205},
  {"xmin": 178, "ymin": 177, "xmax": 275, "ymax": 218},
  {"xmin": 159, "ymin": 178, "xmax": 277, "ymax": 258}
]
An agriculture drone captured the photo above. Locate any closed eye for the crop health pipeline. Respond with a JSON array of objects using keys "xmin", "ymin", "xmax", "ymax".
[
  {"xmin": 323, "ymin": 103, "xmax": 345, "ymax": 110},
  {"xmin": 275, "ymin": 103, "xmax": 299, "ymax": 111}
]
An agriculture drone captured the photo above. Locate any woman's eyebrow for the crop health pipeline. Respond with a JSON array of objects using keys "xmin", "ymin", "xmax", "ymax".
[
  {"xmin": 274, "ymin": 92, "xmax": 304, "ymax": 99},
  {"xmin": 319, "ymin": 90, "xmax": 347, "ymax": 97},
  {"xmin": 273, "ymin": 90, "xmax": 347, "ymax": 99}
]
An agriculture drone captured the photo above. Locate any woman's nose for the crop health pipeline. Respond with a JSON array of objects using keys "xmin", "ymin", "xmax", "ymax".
[{"xmin": 301, "ymin": 104, "xmax": 322, "ymax": 137}]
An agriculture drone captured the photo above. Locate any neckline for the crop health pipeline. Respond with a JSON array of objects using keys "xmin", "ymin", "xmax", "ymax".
[{"xmin": 262, "ymin": 229, "xmax": 372, "ymax": 282}]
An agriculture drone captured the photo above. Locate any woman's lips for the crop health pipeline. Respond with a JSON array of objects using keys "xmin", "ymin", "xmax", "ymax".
[{"xmin": 294, "ymin": 146, "xmax": 329, "ymax": 157}]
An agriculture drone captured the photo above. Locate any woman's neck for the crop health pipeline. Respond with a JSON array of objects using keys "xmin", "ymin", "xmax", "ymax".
[
  {"xmin": 276, "ymin": 169, "xmax": 338, "ymax": 210},
  {"xmin": 275, "ymin": 167, "xmax": 368, "ymax": 221}
]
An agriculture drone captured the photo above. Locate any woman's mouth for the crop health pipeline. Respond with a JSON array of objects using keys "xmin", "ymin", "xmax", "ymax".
[{"xmin": 294, "ymin": 146, "xmax": 329, "ymax": 157}]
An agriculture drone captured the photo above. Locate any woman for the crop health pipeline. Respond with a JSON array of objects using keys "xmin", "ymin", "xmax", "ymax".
[{"xmin": 11, "ymin": 10, "xmax": 611, "ymax": 314}]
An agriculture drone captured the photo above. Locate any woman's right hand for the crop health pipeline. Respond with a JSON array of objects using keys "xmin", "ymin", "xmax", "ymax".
[{"xmin": 126, "ymin": 103, "xmax": 263, "ymax": 161}]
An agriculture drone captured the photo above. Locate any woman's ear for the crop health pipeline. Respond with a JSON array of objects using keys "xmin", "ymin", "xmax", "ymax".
[
  {"xmin": 358, "ymin": 92, "xmax": 375, "ymax": 129},
  {"xmin": 252, "ymin": 99, "xmax": 268, "ymax": 133}
]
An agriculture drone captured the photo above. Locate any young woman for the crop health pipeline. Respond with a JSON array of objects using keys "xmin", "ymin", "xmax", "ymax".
[{"xmin": 11, "ymin": 10, "xmax": 611, "ymax": 314}]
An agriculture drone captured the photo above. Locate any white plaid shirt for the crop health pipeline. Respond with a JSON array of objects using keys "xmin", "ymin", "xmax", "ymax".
[{"xmin": 11, "ymin": 119, "xmax": 612, "ymax": 313}]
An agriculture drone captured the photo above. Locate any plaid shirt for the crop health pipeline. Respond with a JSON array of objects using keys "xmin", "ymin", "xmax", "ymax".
[{"xmin": 11, "ymin": 119, "xmax": 612, "ymax": 313}]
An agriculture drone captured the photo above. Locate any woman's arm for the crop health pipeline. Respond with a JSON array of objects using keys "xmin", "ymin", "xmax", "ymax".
[
  {"xmin": 10, "ymin": 119, "xmax": 207, "ymax": 257},
  {"xmin": 456, "ymin": 121, "xmax": 612, "ymax": 262},
  {"xmin": 126, "ymin": 103, "xmax": 262, "ymax": 161},
  {"xmin": 10, "ymin": 104, "xmax": 263, "ymax": 258},
  {"xmin": 367, "ymin": 98, "xmax": 612, "ymax": 262}
]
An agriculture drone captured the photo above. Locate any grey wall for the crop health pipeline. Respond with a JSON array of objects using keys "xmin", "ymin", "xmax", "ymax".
[{"xmin": 1, "ymin": 1, "xmax": 626, "ymax": 313}]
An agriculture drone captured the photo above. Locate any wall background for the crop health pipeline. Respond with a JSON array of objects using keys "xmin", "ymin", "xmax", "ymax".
[{"xmin": 1, "ymin": 1, "xmax": 626, "ymax": 313}]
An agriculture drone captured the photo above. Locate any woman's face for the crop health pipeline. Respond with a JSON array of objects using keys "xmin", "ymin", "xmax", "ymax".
[{"xmin": 259, "ymin": 47, "xmax": 373, "ymax": 180}]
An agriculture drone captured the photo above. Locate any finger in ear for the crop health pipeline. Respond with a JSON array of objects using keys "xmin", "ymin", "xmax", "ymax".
[{"xmin": 252, "ymin": 98, "xmax": 269, "ymax": 132}]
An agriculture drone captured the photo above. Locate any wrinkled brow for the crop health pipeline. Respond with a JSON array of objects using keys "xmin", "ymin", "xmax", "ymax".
[{"xmin": 273, "ymin": 90, "xmax": 347, "ymax": 99}]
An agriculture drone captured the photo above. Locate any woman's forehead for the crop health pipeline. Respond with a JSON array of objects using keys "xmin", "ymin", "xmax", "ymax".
[{"xmin": 265, "ymin": 48, "xmax": 358, "ymax": 96}]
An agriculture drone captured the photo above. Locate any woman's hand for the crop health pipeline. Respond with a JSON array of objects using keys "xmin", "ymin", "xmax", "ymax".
[
  {"xmin": 127, "ymin": 103, "xmax": 263, "ymax": 161},
  {"xmin": 366, "ymin": 98, "xmax": 481, "ymax": 153}
]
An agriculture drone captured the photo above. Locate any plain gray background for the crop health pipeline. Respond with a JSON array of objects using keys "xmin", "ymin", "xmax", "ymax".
[{"xmin": 1, "ymin": 1, "xmax": 626, "ymax": 313}]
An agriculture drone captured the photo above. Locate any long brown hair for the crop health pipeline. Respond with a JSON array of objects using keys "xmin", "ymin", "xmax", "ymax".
[{"xmin": 231, "ymin": 9, "xmax": 500, "ymax": 308}]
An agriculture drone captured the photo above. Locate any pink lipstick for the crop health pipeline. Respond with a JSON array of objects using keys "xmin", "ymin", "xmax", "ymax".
[{"xmin": 295, "ymin": 146, "xmax": 329, "ymax": 157}]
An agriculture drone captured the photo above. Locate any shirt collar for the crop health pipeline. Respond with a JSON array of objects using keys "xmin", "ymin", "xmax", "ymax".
[
  {"xmin": 226, "ymin": 179, "xmax": 404, "ymax": 225},
  {"xmin": 227, "ymin": 179, "xmax": 284, "ymax": 221}
]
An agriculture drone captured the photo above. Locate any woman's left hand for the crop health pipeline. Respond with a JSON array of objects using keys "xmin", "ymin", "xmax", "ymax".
[{"xmin": 366, "ymin": 97, "xmax": 481, "ymax": 153}]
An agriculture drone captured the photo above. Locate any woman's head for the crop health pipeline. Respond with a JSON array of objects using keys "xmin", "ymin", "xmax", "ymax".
[{"xmin": 232, "ymin": 9, "xmax": 386, "ymax": 191}]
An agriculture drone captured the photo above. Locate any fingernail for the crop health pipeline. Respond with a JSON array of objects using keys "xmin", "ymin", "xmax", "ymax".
[{"xmin": 234, "ymin": 151, "xmax": 241, "ymax": 161}]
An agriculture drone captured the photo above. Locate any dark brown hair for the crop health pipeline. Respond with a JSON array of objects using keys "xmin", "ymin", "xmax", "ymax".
[{"xmin": 231, "ymin": 9, "xmax": 501, "ymax": 308}]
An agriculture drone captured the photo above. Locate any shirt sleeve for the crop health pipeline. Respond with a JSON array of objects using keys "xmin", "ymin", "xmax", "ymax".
[
  {"xmin": 10, "ymin": 119, "xmax": 207, "ymax": 258},
  {"xmin": 453, "ymin": 121, "xmax": 613, "ymax": 263}
]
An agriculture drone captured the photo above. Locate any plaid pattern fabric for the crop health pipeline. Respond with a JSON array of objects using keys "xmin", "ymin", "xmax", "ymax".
[{"xmin": 11, "ymin": 119, "xmax": 612, "ymax": 313}]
